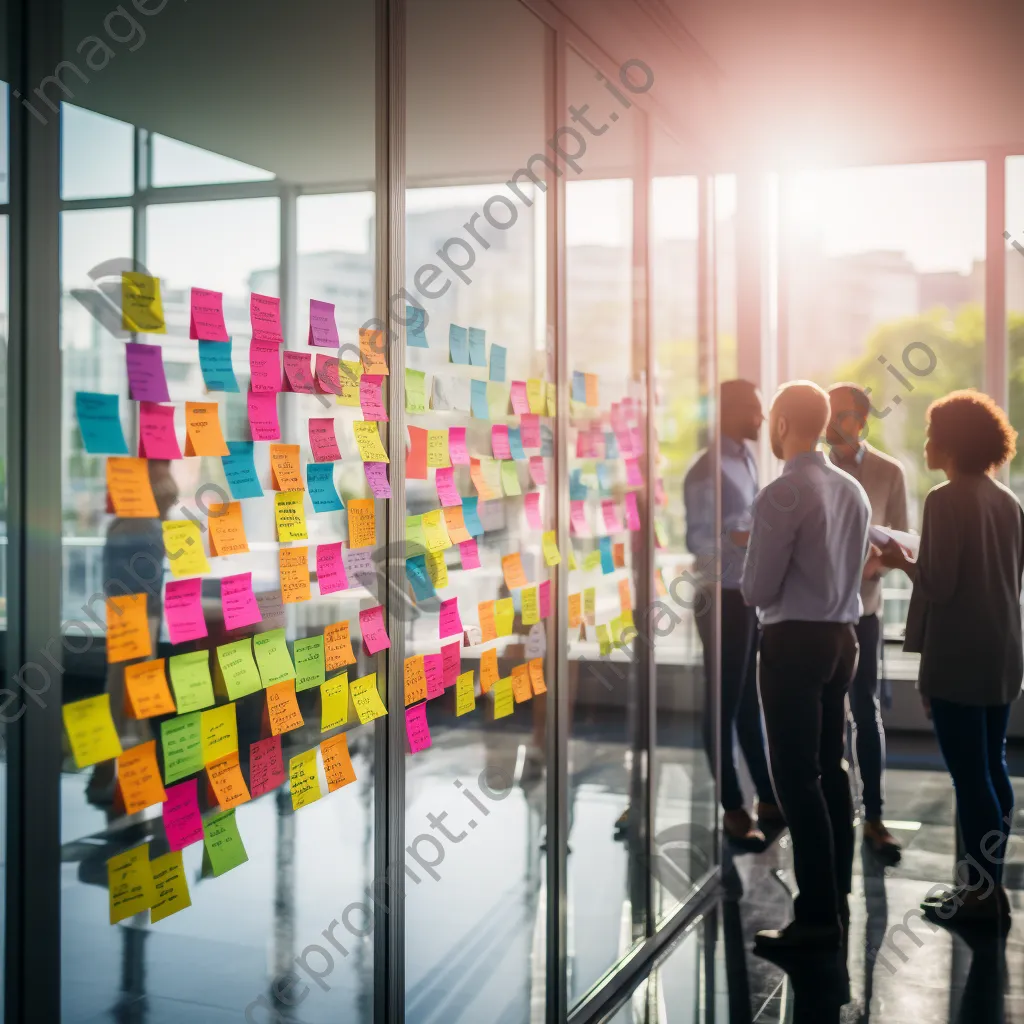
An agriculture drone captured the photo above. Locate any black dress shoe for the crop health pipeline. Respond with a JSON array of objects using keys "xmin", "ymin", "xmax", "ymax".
[{"xmin": 754, "ymin": 920, "xmax": 842, "ymax": 952}]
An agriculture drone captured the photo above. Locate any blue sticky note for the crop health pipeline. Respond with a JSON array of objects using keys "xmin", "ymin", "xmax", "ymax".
[
  {"xmin": 449, "ymin": 324, "xmax": 469, "ymax": 364},
  {"xmin": 468, "ymin": 327, "xmax": 487, "ymax": 367},
  {"xmin": 604, "ymin": 431, "xmax": 619, "ymax": 460},
  {"xmin": 307, "ymin": 463, "xmax": 344, "ymax": 512},
  {"xmin": 407, "ymin": 305, "xmax": 429, "ymax": 349},
  {"xmin": 221, "ymin": 441, "xmax": 263, "ymax": 500},
  {"xmin": 508, "ymin": 427, "xmax": 526, "ymax": 461},
  {"xmin": 461, "ymin": 496, "xmax": 485, "ymax": 537},
  {"xmin": 570, "ymin": 469, "xmax": 588, "ymax": 502},
  {"xmin": 75, "ymin": 392, "xmax": 128, "ymax": 455},
  {"xmin": 405, "ymin": 555, "xmax": 436, "ymax": 601},
  {"xmin": 571, "ymin": 371, "xmax": 587, "ymax": 403},
  {"xmin": 540, "ymin": 424, "xmax": 554, "ymax": 457},
  {"xmin": 488, "ymin": 343, "xmax": 506, "ymax": 383},
  {"xmin": 596, "ymin": 462, "xmax": 613, "ymax": 497},
  {"xmin": 599, "ymin": 536, "xmax": 614, "ymax": 575},
  {"xmin": 198, "ymin": 339, "xmax": 240, "ymax": 393},
  {"xmin": 470, "ymin": 379, "xmax": 489, "ymax": 419}
]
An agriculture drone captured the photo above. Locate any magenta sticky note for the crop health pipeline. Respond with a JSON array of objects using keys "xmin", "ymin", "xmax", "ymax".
[
  {"xmin": 448, "ymin": 426, "xmax": 469, "ymax": 465},
  {"xmin": 570, "ymin": 500, "xmax": 590, "ymax": 536},
  {"xmin": 616, "ymin": 428, "xmax": 633, "ymax": 458},
  {"xmin": 249, "ymin": 735, "xmax": 286, "ymax": 797},
  {"xmin": 439, "ymin": 597, "xmax": 463, "ymax": 639},
  {"xmin": 459, "ymin": 538, "xmax": 481, "ymax": 570},
  {"xmin": 163, "ymin": 779, "xmax": 203, "ymax": 851},
  {"xmin": 625, "ymin": 492, "xmax": 641, "ymax": 531},
  {"xmin": 138, "ymin": 401, "xmax": 182, "ymax": 459},
  {"xmin": 250, "ymin": 339, "xmax": 282, "ymax": 393},
  {"xmin": 435, "ymin": 466, "xmax": 461, "ymax": 508},
  {"xmin": 441, "ymin": 640, "xmax": 461, "ymax": 688},
  {"xmin": 529, "ymin": 456, "xmax": 547, "ymax": 486},
  {"xmin": 309, "ymin": 417, "xmax": 342, "ymax": 462},
  {"xmin": 539, "ymin": 579, "xmax": 551, "ymax": 619},
  {"xmin": 308, "ymin": 299, "xmax": 340, "ymax": 348},
  {"xmin": 248, "ymin": 390, "xmax": 280, "ymax": 441},
  {"xmin": 630, "ymin": 427, "xmax": 644, "ymax": 455},
  {"xmin": 359, "ymin": 374, "xmax": 388, "ymax": 422},
  {"xmin": 602, "ymin": 499, "xmax": 623, "ymax": 534},
  {"xmin": 364, "ymin": 462, "xmax": 392, "ymax": 499},
  {"xmin": 625, "ymin": 458, "xmax": 643, "ymax": 487},
  {"xmin": 221, "ymin": 572, "xmax": 263, "ymax": 631},
  {"xmin": 126, "ymin": 342, "xmax": 170, "ymax": 402},
  {"xmin": 359, "ymin": 605, "xmax": 390, "ymax": 654},
  {"xmin": 164, "ymin": 577, "xmax": 207, "ymax": 645},
  {"xmin": 250, "ymin": 292, "xmax": 283, "ymax": 344},
  {"xmin": 520, "ymin": 414, "xmax": 541, "ymax": 449},
  {"xmin": 424, "ymin": 653, "xmax": 444, "ymax": 699},
  {"xmin": 524, "ymin": 491, "xmax": 543, "ymax": 530},
  {"xmin": 317, "ymin": 542, "xmax": 349, "ymax": 595},
  {"xmin": 491, "ymin": 424, "xmax": 511, "ymax": 460},
  {"xmin": 315, "ymin": 354, "xmax": 343, "ymax": 395},
  {"xmin": 190, "ymin": 287, "xmax": 229, "ymax": 342},
  {"xmin": 405, "ymin": 703, "xmax": 432, "ymax": 754},
  {"xmin": 510, "ymin": 380, "xmax": 530, "ymax": 415},
  {"xmin": 283, "ymin": 351, "xmax": 317, "ymax": 394}
]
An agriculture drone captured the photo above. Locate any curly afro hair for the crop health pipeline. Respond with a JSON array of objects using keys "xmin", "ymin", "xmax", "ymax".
[{"xmin": 927, "ymin": 390, "xmax": 1017, "ymax": 475}]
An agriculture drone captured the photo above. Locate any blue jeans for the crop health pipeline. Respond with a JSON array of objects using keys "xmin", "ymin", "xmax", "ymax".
[
  {"xmin": 930, "ymin": 698, "xmax": 1014, "ymax": 890},
  {"xmin": 848, "ymin": 614, "xmax": 885, "ymax": 820}
]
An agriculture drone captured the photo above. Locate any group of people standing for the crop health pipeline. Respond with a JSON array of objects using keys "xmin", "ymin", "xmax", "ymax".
[{"xmin": 685, "ymin": 378, "xmax": 1022, "ymax": 952}]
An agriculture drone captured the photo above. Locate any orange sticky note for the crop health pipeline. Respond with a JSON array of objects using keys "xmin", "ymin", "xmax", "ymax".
[
  {"xmin": 184, "ymin": 401, "xmax": 230, "ymax": 456},
  {"xmin": 404, "ymin": 654, "xmax": 427, "ymax": 706},
  {"xmin": 207, "ymin": 501, "xmax": 249, "ymax": 556},
  {"xmin": 478, "ymin": 600, "xmax": 498, "ymax": 643},
  {"xmin": 270, "ymin": 444, "xmax": 304, "ymax": 491},
  {"xmin": 206, "ymin": 751, "xmax": 251, "ymax": 809},
  {"xmin": 568, "ymin": 593, "xmax": 582, "ymax": 628},
  {"xmin": 266, "ymin": 680, "xmax": 304, "ymax": 736},
  {"xmin": 528, "ymin": 658, "xmax": 548, "ymax": 695},
  {"xmin": 117, "ymin": 740, "xmax": 167, "ymax": 815},
  {"xmin": 124, "ymin": 659, "xmax": 176, "ymax": 718},
  {"xmin": 348, "ymin": 498, "xmax": 377, "ymax": 549},
  {"xmin": 279, "ymin": 547, "xmax": 312, "ymax": 604},
  {"xmin": 510, "ymin": 663, "xmax": 532, "ymax": 703},
  {"xmin": 106, "ymin": 457, "xmax": 159, "ymax": 518},
  {"xmin": 359, "ymin": 328, "xmax": 389, "ymax": 374},
  {"xmin": 107, "ymin": 593, "xmax": 152, "ymax": 664},
  {"xmin": 501, "ymin": 552, "xmax": 528, "ymax": 589},
  {"xmin": 442, "ymin": 506, "xmax": 472, "ymax": 544},
  {"xmin": 618, "ymin": 578, "xmax": 632, "ymax": 612},
  {"xmin": 585, "ymin": 373, "xmax": 599, "ymax": 406},
  {"xmin": 613, "ymin": 542, "xmax": 626, "ymax": 569},
  {"xmin": 321, "ymin": 733, "xmax": 357, "ymax": 792},
  {"xmin": 325, "ymin": 621, "xmax": 357, "ymax": 672},
  {"xmin": 480, "ymin": 648, "xmax": 500, "ymax": 694}
]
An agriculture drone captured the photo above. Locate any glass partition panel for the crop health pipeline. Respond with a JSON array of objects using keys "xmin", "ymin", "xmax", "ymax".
[{"xmin": 1007, "ymin": 155, "xmax": 1024, "ymax": 500}]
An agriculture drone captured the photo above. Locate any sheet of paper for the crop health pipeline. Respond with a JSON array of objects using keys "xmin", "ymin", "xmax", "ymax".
[
  {"xmin": 206, "ymin": 751, "xmax": 251, "ymax": 810},
  {"xmin": 275, "ymin": 491, "xmax": 308, "ymax": 542},
  {"xmin": 468, "ymin": 326, "xmax": 487, "ymax": 367},
  {"xmin": 247, "ymin": 390, "xmax": 281, "ymax": 441},
  {"xmin": 347, "ymin": 498, "xmax": 377, "ymax": 548},
  {"xmin": 353, "ymin": 420, "xmax": 389, "ymax": 463},
  {"xmin": 359, "ymin": 605, "xmax": 390, "ymax": 654},
  {"xmin": 116, "ymin": 739, "xmax": 166, "ymax": 814},
  {"xmin": 162, "ymin": 778, "xmax": 203, "ymax": 850},
  {"xmin": 184, "ymin": 401, "xmax": 230, "ymax": 457},
  {"xmin": 321, "ymin": 733, "xmax": 357, "ymax": 791},
  {"xmin": 198, "ymin": 339, "xmax": 240, "ymax": 393},
  {"xmin": 351, "ymin": 672, "xmax": 388, "ymax": 724},
  {"xmin": 407, "ymin": 304, "xmax": 429, "ymax": 348},
  {"xmin": 320, "ymin": 674, "xmax": 350, "ymax": 731},
  {"xmin": 137, "ymin": 401, "xmax": 182, "ymax": 459},
  {"xmin": 149, "ymin": 849, "xmax": 192, "ymax": 923},
  {"xmin": 161, "ymin": 712, "xmax": 204, "ymax": 784},
  {"xmin": 405, "ymin": 703, "xmax": 432, "ymax": 753},
  {"xmin": 203, "ymin": 808, "xmax": 249, "ymax": 876},
  {"xmin": 106, "ymin": 456, "xmax": 159, "ymax": 518},
  {"xmin": 108, "ymin": 845, "xmax": 158, "ymax": 925},
  {"xmin": 124, "ymin": 659, "xmax": 175, "ymax": 719},
  {"xmin": 126, "ymin": 341, "xmax": 170, "ymax": 402},
  {"xmin": 253, "ymin": 629, "xmax": 295, "ymax": 686},
  {"xmin": 267, "ymin": 679, "xmax": 304, "ymax": 736},
  {"xmin": 289, "ymin": 749, "xmax": 322, "ymax": 810},
  {"xmin": 492, "ymin": 677, "xmax": 514, "ymax": 720},
  {"xmin": 359, "ymin": 328, "xmax": 389, "ymax": 374},
  {"xmin": 106, "ymin": 592, "xmax": 152, "ymax": 663},
  {"xmin": 406, "ymin": 425, "xmax": 428, "ymax": 480},
  {"xmin": 76, "ymin": 392, "xmax": 129, "ymax": 455},
  {"xmin": 309, "ymin": 298, "xmax": 340, "ymax": 347},
  {"xmin": 162, "ymin": 520, "xmax": 210, "ymax": 578},
  {"xmin": 869, "ymin": 525, "xmax": 920, "ymax": 559},
  {"xmin": 164, "ymin": 578, "xmax": 207, "ymax": 645},
  {"xmin": 249, "ymin": 735, "xmax": 286, "ymax": 797},
  {"xmin": 325, "ymin": 621, "xmax": 357, "ymax": 672}
]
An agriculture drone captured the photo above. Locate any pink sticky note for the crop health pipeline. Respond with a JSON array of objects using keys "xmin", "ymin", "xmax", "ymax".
[
  {"xmin": 616, "ymin": 428, "xmax": 633, "ymax": 457},
  {"xmin": 405, "ymin": 703, "xmax": 432, "ymax": 753},
  {"xmin": 510, "ymin": 381, "xmax": 530, "ymax": 415},
  {"xmin": 165, "ymin": 577, "xmax": 207, "ymax": 645},
  {"xmin": 448, "ymin": 427, "xmax": 470, "ymax": 465},
  {"xmin": 163, "ymin": 779, "xmax": 203, "ymax": 851},
  {"xmin": 364, "ymin": 462, "xmax": 392, "ymax": 499},
  {"xmin": 424, "ymin": 653, "xmax": 444, "ymax": 699},
  {"xmin": 630, "ymin": 427, "xmax": 645, "ymax": 455},
  {"xmin": 250, "ymin": 339, "xmax": 282, "ymax": 393},
  {"xmin": 529, "ymin": 456, "xmax": 547, "ymax": 486},
  {"xmin": 315, "ymin": 354, "xmax": 343, "ymax": 395},
  {"xmin": 138, "ymin": 401, "xmax": 182, "ymax": 459},
  {"xmin": 524, "ymin": 491, "xmax": 543, "ymax": 530},
  {"xmin": 439, "ymin": 597, "xmax": 463, "ymax": 639},
  {"xmin": 221, "ymin": 572, "xmax": 263, "ymax": 631},
  {"xmin": 248, "ymin": 390, "xmax": 281, "ymax": 440},
  {"xmin": 520, "ymin": 414, "xmax": 541, "ymax": 449},
  {"xmin": 359, "ymin": 605, "xmax": 391, "ymax": 654},
  {"xmin": 126, "ymin": 342, "xmax": 170, "ymax": 402},
  {"xmin": 625, "ymin": 458, "xmax": 643, "ymax": 487},
  {"xmin": 539, "ymin": 579, "xmax": 551, "ymax": 619},
  {"xmin": 190, "ymin": 287, "xmax": 229, "ymax": 342},
  {"xmin": 625, "ymin": 492, "xmax": 641, "ymax": 531},
  {"xmin": 442, "ymin": 641, "xmax": 461, "ymax": 688},
  {"xmin": 435, "ymin": 466, "xmax": 461, "ymax": 508},
  {"xmin": 360, "ymin": 374, "xmax": 388, "ymax": 422},
  {"xmin": 283, "ymin": 351, "xmax": 317, "ymax": 394},
  {"xmin": 309, "ymin": 417, "xmax": 342, "ymax": 462},
  {"xmin": 491, "ymin": 425, "xmax": 512, "ymax": 460},
  {"xmin": 249, "ymin": 735, "xmax": 286, "ymax": 797},
  {"xmin": 459, "ymin": 538, "xmax": 481, "ymax": 570},
  {"xmin": 570, "ymin": 500, "xmax": 590, "ymax": 536},
  {"xmin": 317, "ymin": 542, "xmax": 349, "ymax": 595},
  {"xmin": 602, "ymin": 499, "xmax": 623, "ymax": 534},
  {"xmin": 308, "ymin": 299, "xmax": 340, "ymax": 348},
  {"xmin": 250, "ymin": 292, "xmax": 283, "ymax": 344}
]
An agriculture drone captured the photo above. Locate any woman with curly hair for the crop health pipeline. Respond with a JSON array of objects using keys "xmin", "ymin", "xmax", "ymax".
[{"xmin": 881, "ymin": 390, "xmax": 1022, "ymax": 928}]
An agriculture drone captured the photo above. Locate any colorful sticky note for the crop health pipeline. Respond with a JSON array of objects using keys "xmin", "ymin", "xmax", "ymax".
[
  {"xmin": 215, "ymin": 638, "xmax": 262, "ymax": 701},
  {"xmin": 406, "ymin": 425, "xmax": 429, "ymax": 480},
  {"xmin": 250, "ymin": 292, "xmax": 283, "ymax": 344},
  {"xmin": 247, "ymin": 390, "xmax": 281, "ymax": 441},
  {"xmin": 359, "ymin": 328, "xmax": 389, "ymax": 374},
  {"xmin": 501, "ymin": 552, "xmax": 529, "ymax": 589},
  {"xmin": 405, "ymin": 368, "xmax": 427, "ymax": 413},
  {"xmin": 275, "ymin": 491, "xmax": 308, "ymax": 542},
  {"xmin": 568, "ymin": 592, "xmax": 582, "ymax": 627},
  {"xmin": 364, "ymin": 462, "xmax": 392, "ymax": 499},
  {"xmin": 149, "ymin": 850, "xmax": 192, "ymax": 923},
  {"xmin": 500, "ymin": 460, "xmax": 521, "ymax": 496},
  {"xmin": 220, "ymin": 441, "xmax": 262, "ymax": 500},
  {"xmin": 76, "ymin": 392, "xmax": 128, "ymax": 455},
  {"xmin": 359, "ymin": 605, "xmax": 391, "ymax": 654},
  {"xmin": 184, "ymin": 402, "xmax": 230, "ymax": 457},
  {"xmin": 455, "ymin": 671, "xmax": 476, "ymax": 716},
  {"xmin": 206, "ymin": 500, "xmax": 249, "ymax": 558},
  {"xmin": 407, "ymin": 304, "xmax": 429, "ymax": 348},
  {"xmin": 433, "ymin": 466, "xmax": 460, "ymax": 508},
  {"xmin": 190, "ymin": 286, "xmax": 228, "ymax": 341},
  {"xmin": 426, "ymin": 430, "xmax": 451, "ymax": 470},
  {"xmin": 521, "ymin": 414, "xmax": 541, "ymax": 449},
  {"xmin": 528, "ymin": 658, "xmax": 548, "ymax": 695},
  {"xmin": 122, "ymin": 271, "xmax": 166, "ymax": 333},
  {"xmin": 406, "ymin": 703, "xmax": 432, "ymax": 753},
  {"xmin": 309, "ymin": 298, "xmax": 340, "ymax": 347},
  {"xmin": 351, "ymin": 673, "xmax": 388, "ymax": 724},
  {"xmin": 459, "ymin": 538, "xmax": 481, "ymax": 570},
  {"xmin": 495, "ymin": 597, "xmax": 515, "ymax": 637},
  {"xmin": 62, "ymin": 694, "xmax": 122, "ymax": 769},
  {"xmin": 489, "ymin": 344, "xmax": 507, "ymax": 383},
  {"xmin": 404, "ymin": 655, "xmax": 427, "ymax": 705},
  {"xmin": 250, "ymin": 339, "xmax": 282, "ymax": 393},
  {"xmin": 279, "ymin": 547, "xmax": 311, "ymax": 605},
  {"xmin": 528, "ymin": 456, "xmax": 547, "ymax": 487},
  {"xmin": 322, "ymin": 733, "xmax": 357, "ymax": 791},
  {"xmin": 283, "ymin": 350, "xmax": 316, "ymax": 394},
  {"xmin": 249, "ymin": 735, "xmax": 286, "ymax": 797},
  {"xmin": 539, "ymin": 579, "xmax": 552, "ymax": 619},
  {"xmin": 162, "ymin": 778, "xmax": 203, "ymax": 850},
  {"xmin": 599, "ymin": 535, "xmax": 615, "ymax": 574},
  {"xmin": 524, "ymin": 491, "xmax": 543, "ymax": 531},
  {"xmin": 108, "ymin": 845, "xmax": 157, "ymax": 925},
  {"xmin": 198, "ymin": 339, "xmax": 240, "ymax": 393},
  {"xmin": 220, "ymin": 572, "xmax": 262, "ymax": 633},
  {"xmin": 421, "ymin": 509, "xmax": 452, "ymax": 553},
  {"xmin": 479, "ymin": 601, "xmax": 498, "ymax": 644},
  {"xmin": 508, "ymin": 427, "xmax": 526, "ymax": 461},
  {"xmin": 521, "ymin": 586, "xmax": 539, "ymax": 626},
  {"xmin": 325, "ymin": 621, "xmax": 357, "ymax": 672},
  {"xmin": 584, "ymin": 587, "xmax": 596, "ymax": 623},
  {"xmin": 207, "ymin": 751, "xmax": 251, "ymax": 810},
  {"xmin": 293, "ymin": 635, "xmax": 326, "ymax": 692},
  {"xmin": 321, "ymin": 674, "xmax": 350, "ymax": 731},
  {"xmin": 337, "ymin": 359, "xmax": 362, "ymax": 405},
  {"xmin": 425, "ymin": 550, "xmax": 448, "ymax": 589},
  {"xmin": 492, "ymin": 425, "xmax": 511, "ymax": 460},
  {"xmin": 308, "ymin": 417, "xmax": 342, "ymax": 462},
  {"xmin": 267, "ymin": 680, "xmax": 304, "ymax": 736},
  {"xmin": 168, "ymin": 651, "xmax": 215, "ymax": 714},
  {"xmin": 353, "ymin": 421, "xmax": 389, "ymax": 463},
  {"xmin": 542, "ymin": 530, "xmax": 561, "ymax": 566},
  {"xmin": 203, "ymin": 808, "xmax": 249, "ymax": 876},
  {"xmin": 492, "ymin": 677, "xmax": 514, "ymax": 720},
  {"xmin": 487, "ymin": 382, "xmax": 510, "ymax": 419},
  {"xmin": 162, "ymin": 520, "xmax": 210, "ymax": 578},
  {"xmin": 317, "ymin": 542, "xmax": 349, "ymax": 596},
  {"xmin": 161, "ymin": 712, "xmax": 203, "ymax": 784},
  {"xmin": 126, "ymin": 341, "xmax": 170, "ymax": 402},
  {"xmin": 625, "ymin": 491, "xmax": 641, "ymax": 531},
  {"xmin": 449, "ymin": 324, "xmax": 469, "ymax": 364},
  {"xmin": 442, "ymin": 506, "xmax": 472, "ymax": 544},
  {"xmin": 462, "ymin": 497, "xmax": 485, "ymax": 536},
  {"xmin": 164, "ymin": 578, "xmax": 207, "ymax": 645},
  {"xmin": 138, "ymin": 401, "xmax": 182, "ymax": 459},
  {"xmin": 106, "ymin": 456, "xmax": 159, "ymax": 518},
  {"xmin": 510, "ymin": 381, "xmax": 530, "ymax": 415},
  {"xmin": 445, "ymin": 428, "xmax": 469, "ymax": 467},
  {"xmin": 307, "ymin": 463, "xmax": 344, "ymax": 512},
  {"xmin": 289, "ymin": 749, "xmax": 322, "ymax": 810},
  {"xmin": 253, "ymin": 629, "xmax": 295, "ymax": 687},
  {"xmin": 470, "ymin": 378, "xmax": 489, "ymax": 419},
  {"xmin": 106, "ymin": 592, "xmax": 152, "ymax": 664},
  {"xmin": 360, "ymin": 373, "xmax": 389, "ymax": 422},
  {"xmin": 441, "ymin": 640, "xmax": 461, "ymax": 688},
  {"xmin": 200, "ymin": 703, "xmax": 238, "ymax": 765},
  {"xmin": 405, "ymin": 555, "xmax": 436, "ymax": 602},
  {"xmin": 439, "ymin": 597, "xmax": 463, "ymax": 639},
  {"xmin": 511, "ymin": 663, "xmax": 532, "ymax": 703},
  {"xmin": 468, "ymin": 327, "xmax": 487, "ymax": 366},
  {"xmin": 124, "ymin": 659, "xmax": 176, "ymax": 719},
  {"xmin": 424, "ymin": 654, "xmax": 444, "ymax": 700},
  {"xmin": 347, "ymin": 498, "xmax": 377, "ymax": 548}
]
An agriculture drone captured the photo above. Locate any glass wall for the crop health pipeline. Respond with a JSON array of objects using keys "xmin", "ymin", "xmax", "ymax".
[{"xmin": 1007, "ymin": 155, "xmax": 1024, "ymax": 500}]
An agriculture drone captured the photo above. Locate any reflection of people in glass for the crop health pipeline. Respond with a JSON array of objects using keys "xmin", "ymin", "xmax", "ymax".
[{"xmin": 683, "ymin": 379, "xmax": 779, "ymax": 844}]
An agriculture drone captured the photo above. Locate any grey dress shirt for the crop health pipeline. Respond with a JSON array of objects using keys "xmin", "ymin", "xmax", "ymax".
[
  {"xmin": 741, "ymin": 450, "xmax": 871, "ymax": 625},
  {"xmin": 904, "ymin": 476, "xmax": 1024, "ymax": 706}
]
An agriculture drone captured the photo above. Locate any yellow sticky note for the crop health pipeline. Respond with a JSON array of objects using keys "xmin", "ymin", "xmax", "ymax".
[
  {"xmin": 162, "ymin": 520, "xmax": 211, "ymax": 578},
  {"xmin": 500, "ymin": 460, "xmax": 522, "ymax": 496},
  {"xmin": 168, "ymin": 650, "xmax": 216, "ymax": 714},
  {"xmin": 610, "ymin": 615, "xmax": 625, "ymax": 646},
  {"xmin": 350, "ymin": 673, "xmax": 388, "ymax": 724},
  {"xmin": 321, "ymin": 674, "xmax": 350, "ymax": 731},
  {"xmin": 492, "ymin": 677, "xmax": 514, "ymax": 720},
  {"xmin": 455, "ymin": 670, "xmax": 476, "ymax": 716},
  {"xmin": 337, "ymin": 360, "xmax": 363, "ymax": 406},
  {"xmin": 275, "ymin": 491, "xmax": 308, "ymax": 542},
  {"xmin": 495, "ymin": 597, "xmax": 515, "ymax": 637},
  {"xmin": 584, "ymin": 587, "xmax": 597, "ymax": 623},
  {"xmin": 546, "ymin": 381, "xmax": 557, "ymax": 418},
  {"xmin": 122, "ymin": 271, "xmax": 166, "ymax": 333},
  {"xmin": 521, "ymin": 586, "xmax": 539, "ymax": 625},
  {"xmin": 426, "ymin": 430, "xmax": 451, "ymax": 468},
  {"xmin": 584, "ymin": 550, "xmax": 602, "ymax": 572},
  {"xmin": 421, "ymin": 509, "xmax": 452, "ymax": 553},
  {"xmin": 568, "ymin": 592, "xmax": 582, "ymax": 628},
  {"xmin": 569, "ymin": 548, "xmax": 578, "ymax": 571},
  {"xmin": 542, "ymin": 531, "xmax": 561, "ymax": 567},
  {"xmin": 63, "ymin": 694, "xmax": 123, "ymax": 768},
  {"xmin": 200, "ymin": 703, "xmax": 238, "ymax": 765},
  {"xmin": 425, "ymin": 549, "xmax": 448, "ymax": 589},
  {"xmin": 597, "ymin": 623, "xmax": 612, "ymax": 656},
  {"xmin": 526, "ymin": 379, "xmax": 545, "ymax": 414},
  {"xmin": 106, "ymin": 592, "xmax": 152, "ymax": 664},
  {"xmin": 289, "ymin": 749, "xmax": 322, "ymax": 810},
  {"xmin": 486, "ymin": 382, "xmax": 509, "ymax": 418},
  {"xmin": 108, "ymin": 845, "xmax": 157, "ymax": 924},
  {"xmin": 347, "ymin": 498, "xmax": 377, "ymax": 549},
  {"xmin": 405, "ymin": 368, "xmax": 427, "ymax": 413},
  {"xmin": 149, "ymin": 850, "xmax": 192, "ymax": 923},
  {"xmin": 353, "ymin": 421, "xmax": 389, "ymax": 463}
]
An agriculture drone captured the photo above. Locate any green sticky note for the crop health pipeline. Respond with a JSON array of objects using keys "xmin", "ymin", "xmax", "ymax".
[
  {"xmin": 161, "ymin": 712, "xmax": 204, "ymax": 784},
  {"xmin": 486, "ymin": 382, "xmax": 509, "ymax": 419},
  {"xmin": 216, "ymin": 639, "xmax": 262, "ymax": 701},
  {"xmin": 406, "ymin": 514, "xmax": 426, "ymax": 551},
  {"xmin": 501, "ymin": 460, "xmax": 522, "ymax": 496},
  {"xmin": 202, "ymin": 808, "xmax": 249, "ymax": 877},
  {"xmin": 168, "ymin": 651, "xmax": 215, "ymax": 714},
  {"xmin": 253, "ymin": 629, "xmax": 296, "ymax": 687},
  {"xmin": 405, "ymin": 368, "xmax": 427, "ymax": 414},
  {"xmin": 294, "ymin": 635, "xmax": 326, "ymax": 692}
]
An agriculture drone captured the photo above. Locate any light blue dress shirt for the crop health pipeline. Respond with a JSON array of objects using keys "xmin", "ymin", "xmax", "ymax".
[
  {"xmin": 741, "ymin": 450, "xmax": 871, "ymax": 625},
  {"xmin": 683, "ymin": 437, "xmax": 759, "ymax": 589}
]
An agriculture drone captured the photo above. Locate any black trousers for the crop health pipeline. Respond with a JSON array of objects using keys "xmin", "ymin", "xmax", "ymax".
[{"xmin": 759, "ymin": 620, "xmax": 859, "ymax": 928}]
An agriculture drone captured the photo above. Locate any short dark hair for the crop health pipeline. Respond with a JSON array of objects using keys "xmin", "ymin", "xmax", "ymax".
[
  {"xmin": 927, "ymin": 390, "xmax": 1017, "ymax": 474},
  {"xmin": 828, "ymin": 382, "xmax": 871, "ymax": 419},
  {"xmin": 720, "ymin": 378, "xmax": 758, "ymax": 413}
]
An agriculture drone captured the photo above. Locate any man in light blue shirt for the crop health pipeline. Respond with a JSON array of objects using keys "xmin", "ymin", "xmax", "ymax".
[{"xmin": 741, "ymin": 381, "xmax": 870, "ymax": 953}]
